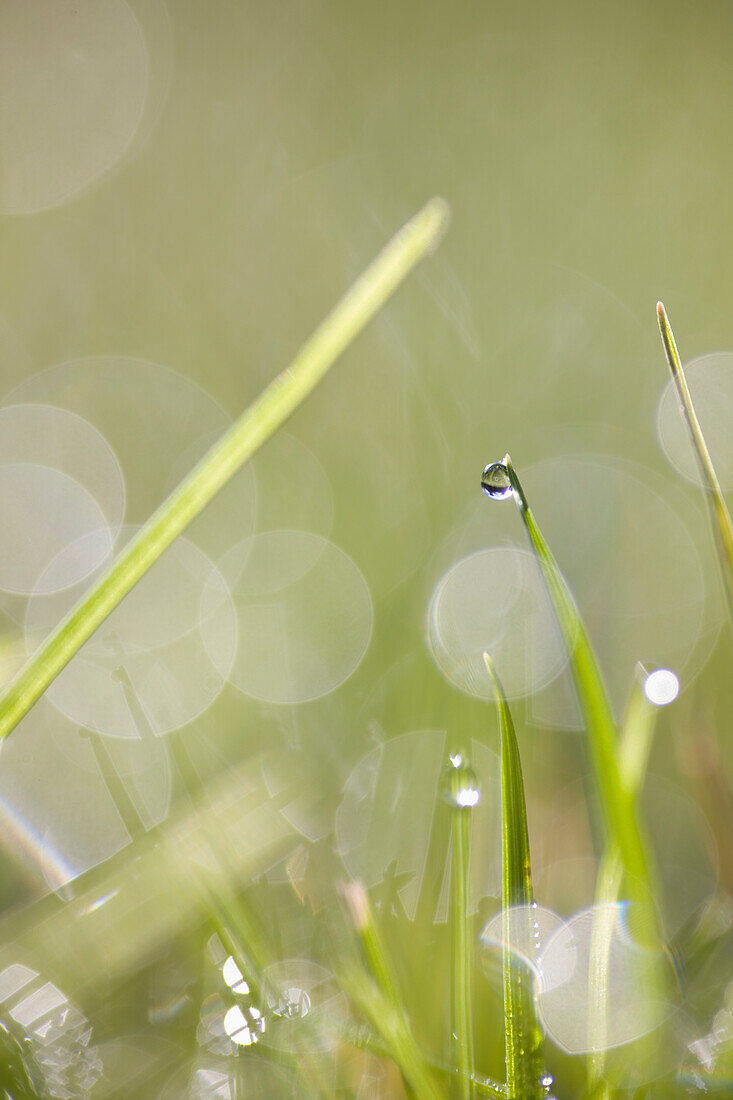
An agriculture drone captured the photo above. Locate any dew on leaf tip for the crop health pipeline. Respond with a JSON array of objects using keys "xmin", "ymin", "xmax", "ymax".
[{"xmin": 481, "ymin": 461, "xmax": 513, "ymax": 500}]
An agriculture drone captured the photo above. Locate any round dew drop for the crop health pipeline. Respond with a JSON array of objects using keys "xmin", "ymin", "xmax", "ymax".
[
  {"xmin": 481, "ymin": 462, "xmax": 513, "ymax": 500},
  {"xmin": 440, "ymin": 752, "xmax": 482, "ymax": 808}
]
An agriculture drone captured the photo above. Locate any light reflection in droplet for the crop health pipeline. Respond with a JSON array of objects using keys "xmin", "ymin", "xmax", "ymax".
[
  {"xmin": 440, "ymin": 752, "xmax": 482, "ymax": 808},
  {"xmin": 221, "ymin": 957, "xmax": 249, "ymax": 996},
  {"xmin": 336, "ymin": 732, "xmax": 501, "ymax": 922},
  {"xmin": 643, "ymin": 668, "xmax": 680, "ymax": 706},
  {"xmin": 480, "ymin": 461, "xmax": 513, "ymax": 500},
  {"xmin": 223, "ymin": 1004, "xmax": 262, "ymax": 1047},
  {"xmin": 260, "ymin": 959, "xmax": 345, "ymax": 1054}
]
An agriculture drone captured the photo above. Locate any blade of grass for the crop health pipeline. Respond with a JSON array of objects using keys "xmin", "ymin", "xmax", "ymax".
[
  {"xmin": 341, "ymin": 881, "xmax": 403, "ymax": 1010},
  {"xmin": 444, "ymin": 754, "xmax": 477, "ymax": 1100},
  {"xmin": 588, "ymin": 667, "xmax": 664, "ymax": 1093},
  {"xmin": 483, "ymin": 654, "xmax": 547, "ymax": 1100},
  {"xmin": 339, "ymin": 1010, "xmax": 507, "ymax": 1098},
  {"xmin": 0, "ymin": 197, "xmax": 449, "ymax": 743},
  {"xmin": 341, "ymin": 881, "xmax": 445, "ymax": 1100},
  {"xmin": 656, "ymin": 302, "xmax": 733, "ymax": 612},
  {"xmin": 499, "ymin": 456, "xmax": 656, "ymax": 929}
]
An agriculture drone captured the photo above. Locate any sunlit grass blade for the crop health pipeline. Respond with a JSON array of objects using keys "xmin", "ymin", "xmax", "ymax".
[
  {"xmin": 593, "ymin": 665, "xmax": 662, "ymax": 912},
  {"xmin": 339, "ymin": 1003, "xmax": 507, "ymax": 1099},
  {"xmin": 499, "ymin": 456, "xmax": 656, "ymax": 926},
  {"xmin": 0, "ymin": 198, "xmax": 449, "ymax": 743},
  {"xmin": 341, "ymin": 880, "xmax": 403, "ymax": 1010},
  {"xmin": 341, "ymin": 881, "xmax": 445, "ymax": 1100},
  {"xmin": 588, "ymin": 667, "xmax": 665, "ymax": 1092},
  {"xmin": 483, "ymin": 654, "xmax": 547, "ymax": 1100},
  {"xmin": 656, "ymin": 302, "xmax": 733, "ymax": 612},
  {"xmin": 443, "ymin": 754, "xmax": 478, "ymax": 1099}
]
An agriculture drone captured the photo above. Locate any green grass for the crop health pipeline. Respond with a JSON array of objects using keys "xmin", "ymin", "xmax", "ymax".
[
  {"xmin": 0, "ymin": 198, "xmax": 449, "ymax": 744},
  {"xmin": 484, "ymin": 655, "xmax": 547, "ymax": 1100},
  {"xmin": 587, "ymin": 670, "xmax": 664, "ymax": 1094},
  {"xmin": 445, "ymin": 753, "xmax": 477, "ymax": 1099},
  {"xmin": 656, "ymin": 302, "xmax": 733, "ymax": 614},
  {"xmin": 499, "ymin": 454, "xmax": 658, "ymax": 940},
  {"xmin": 3, "ymin": 263, "xmax": 733, "ymax": 1098}
]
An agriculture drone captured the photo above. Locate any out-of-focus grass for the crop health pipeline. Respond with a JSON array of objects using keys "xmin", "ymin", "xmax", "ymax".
[
  {"xmin": 1, "ymin": 252, "xmax": 732, "ymax": 1098},
  {"xmin": 0, "ymin": 198, "xmax": 449, "ymax": 744},
  {"xmin": 588, "ymin": 670, "xmax": 663, "ymax": 1094}
]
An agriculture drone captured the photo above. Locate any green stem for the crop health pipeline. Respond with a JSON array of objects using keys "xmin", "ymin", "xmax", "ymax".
[
  {"xmin": 503, "ymin": 457, "xmax": 656, "ymax": 930},
  {"xmin": 587, "ymin": 669, "xmax": 663, "ymax": 1092},
  {"xmin": 341, "ymin": 882, "xmax": 445, "ymax": 1100},
  {"xmin": 656, "ymin": 302, "xmax": 733, "ymax": 613},
  {"xmin": 484, "ymin": 655, "xmax": 546, "ymax": 1100},
  {"xmin": 449, "ymin": 784, "xmax": 475, "ymax": 1100},
  {"xmin": 0, "ymin": 198, "xmax": 449, "ymax": 743}
]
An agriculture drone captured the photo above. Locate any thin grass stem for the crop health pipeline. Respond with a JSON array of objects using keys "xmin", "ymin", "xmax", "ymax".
[
  {"xmin": 656, "ymin": 302, "xmax": 733, "ymax": 613},
  {"xmin": 341, "ymin": 881, "xmax": 445, "ymax": 1100},
  {"xmin": 0, "ymin": 198, "xmax": 449, "ymax": 743},
  {"xmin": 484, "ymin": 655, "xmax": 547, "ymax": 1100},
  {"xmin": 446, "ymin": 760, "xmax": 475, "ymax": 1099},
  {"xmin": 587, "ymin": 668, "xmax": 664, "ymax": 1093},
  {"xmin": 500, "ymin": 457, "xmax": 657, "ymax": 933}
]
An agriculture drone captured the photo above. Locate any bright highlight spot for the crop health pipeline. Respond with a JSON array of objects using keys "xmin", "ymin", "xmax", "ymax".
[
  {"xmin": 455, "ymin": 786, "xmax": 480, "ymax": 807},
  {"xmin": 643, "ymin": 668, "xmax": 680, "ymax": 706},
  {"xmin": 222, "ymin": 956, "xmax": 249, "ymax": 995},
  {"xmin": 223, "ymin": 1005, "xmax": 257, "ymax": 1046}
]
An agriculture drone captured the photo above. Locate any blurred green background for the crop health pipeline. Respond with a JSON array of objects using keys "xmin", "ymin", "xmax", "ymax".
[{"xmin": 1, "ymin": 1, "xmax": 733, "ymax": 1096}]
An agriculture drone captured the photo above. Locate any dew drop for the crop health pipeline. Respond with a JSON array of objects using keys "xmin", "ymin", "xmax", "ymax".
[
  {"xmin": 481, "ymin": 461, "xmax": 513, "ymax": 500},
  {"xmin": 643, "ymin": 667, "xmax": 680, "ymax": 706},
  {"xmin": 440, "ymin": 752, "xmax": 481, "ymax": 808}
]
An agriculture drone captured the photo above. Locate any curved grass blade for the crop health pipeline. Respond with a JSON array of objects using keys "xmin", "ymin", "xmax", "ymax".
[
  {"xmin": 0, "ymin": 198, "xmax": 449, "ymax": 742},
  {"xmin": 499, "ymin": 456, "xmax": 656, "ymax": 927},
  {"xmin": 656, "ymin": 302, "xmax": 733, "ymax": 613},
  {"xmin": 340, "ymin": 1007, "xmax": 507, "ymax": 1099},
  {"xmin": 483, "ymin": 654, "xmax": 547, "ymax": 1100},
  {"xmin": 341, "ymin": 882, "xmax": 445, "ymax": 1100}
]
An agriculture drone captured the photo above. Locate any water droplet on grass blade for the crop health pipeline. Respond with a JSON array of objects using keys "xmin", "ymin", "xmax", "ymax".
[
  {"xmin": 481, "ymin": 461, "xmax": 513, "ymax": 500},
  {"xmin": 643, "ymin": 668, "xmax": 680, "ymax": 706},
  {"xmin": 440, "ymin": 752, "xmax": 481, "ymax": 808},
  {"xmin": 336, "ymin": 731, "xmax": 502, "ymax": 921}
]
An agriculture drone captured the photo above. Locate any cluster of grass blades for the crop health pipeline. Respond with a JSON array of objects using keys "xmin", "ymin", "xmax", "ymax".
[{"xmin": 1, "ymin": 202, "xmax": 732, "ymax": 1100}]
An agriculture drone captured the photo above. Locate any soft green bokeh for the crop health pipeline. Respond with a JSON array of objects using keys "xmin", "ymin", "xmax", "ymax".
[{"xmin": 1, "ymin": 2, "xmax": 732, "ymax": 1096}]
